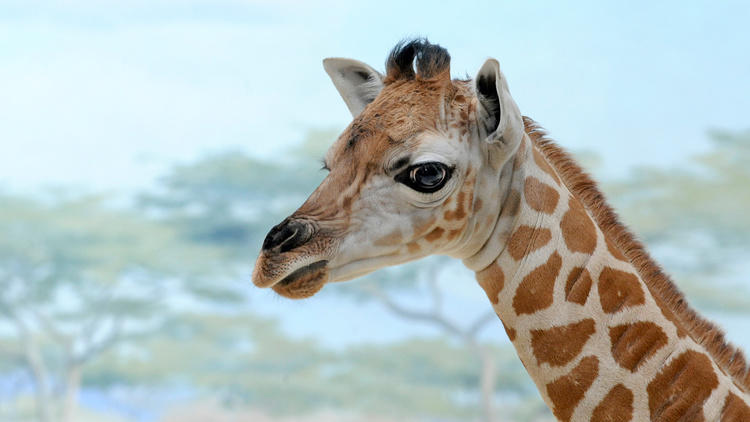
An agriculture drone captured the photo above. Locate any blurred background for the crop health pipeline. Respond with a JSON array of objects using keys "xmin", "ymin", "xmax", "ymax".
[{"xmin": 1, "ymin": 1, "xmax": 749, "ymax": 421}]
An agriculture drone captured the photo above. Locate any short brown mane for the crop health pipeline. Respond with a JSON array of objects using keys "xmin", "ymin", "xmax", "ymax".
[{"xmin": 523, "ymin": 116, "xmax": 750, "ymax": 393}]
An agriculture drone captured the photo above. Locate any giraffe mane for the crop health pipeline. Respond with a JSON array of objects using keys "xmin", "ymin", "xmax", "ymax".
[{"xmin": 523, "ymin": 116, "xmax": 750, "ymax": 394}]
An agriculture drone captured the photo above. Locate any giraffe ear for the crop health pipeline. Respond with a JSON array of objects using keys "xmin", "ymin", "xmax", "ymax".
[
  {"xmin": 474, "ymin": 59, "xmax": 524, "ymax": 151},
  {"xmin": 323, "ymin": 58, "xmax": 384, "ymax": 117}
]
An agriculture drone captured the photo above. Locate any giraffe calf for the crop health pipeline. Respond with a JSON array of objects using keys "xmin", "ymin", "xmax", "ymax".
[{"xmin": 252, "ymin": 39, "xmax": 750, "ymax": 421}]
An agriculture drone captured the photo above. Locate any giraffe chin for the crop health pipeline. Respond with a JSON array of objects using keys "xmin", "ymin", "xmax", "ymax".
[{"xmin": 271, "ymin": 260, "xmax": 329, "ymax": 299}]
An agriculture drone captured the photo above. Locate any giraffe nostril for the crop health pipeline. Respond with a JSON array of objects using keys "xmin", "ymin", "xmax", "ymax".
[{"xmin": 262, "ymin": 218, "xmax": 315, "ymax": 253}]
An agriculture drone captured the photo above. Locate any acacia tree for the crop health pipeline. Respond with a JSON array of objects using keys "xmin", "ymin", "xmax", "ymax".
[{"xmin": 0, "ymin": 194, "xmax": 228, "ymax": 422}]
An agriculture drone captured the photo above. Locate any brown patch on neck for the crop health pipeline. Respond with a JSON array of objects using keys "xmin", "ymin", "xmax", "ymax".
[
  {"xmin": 546, "ymin": 355, "xmax": 599, "ymax": 422},
  {"xmin": 647, "ymin": 350, "xmax": 718, "ymax": 421},
  {"xmin": 476, "ymin": 262, "xmax": 504, "ymax": 305},
  {"xmin": 531, "ymin": 319, "xmax": 596, "ymax": 367},
  {"xmin": 524, "ymin": 116, "xmax": 750, "ymax": 394},
  {"xmin": 564, "ymin": 266, "xmax": 592, "ymax": 305},
  {"xmin": 721, "ymin": 392, "xmax": 750, "ymax": 420},
  {"xmin": 591, "ymin": 384, "xmax": 634, "ymax": 422},
  {"xmin": 609, "ymin": 321, "xmax": 668, "ymax": 372},
  {"xmin": 560, "ymin": 196, "xmax": 598, "ymax": 254},
  {"xmin": 524, "ymin": 176, "xmax": 559, "ymax": 214},
  {"xmin": 598, "ymin": 267, "xmax": 645, "ymax": 314},
  {"xmin": 512, "ymin": 251, "xmax": 562, "ymax": 315},
  {"xmin": 507, "ymin": 225, "xmax": 552, "ymax": 260}
]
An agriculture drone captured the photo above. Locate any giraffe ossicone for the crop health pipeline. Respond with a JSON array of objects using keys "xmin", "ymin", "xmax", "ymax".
[{"xmin": 252, "ymin": 39, "xmax": 750, "ymax": 421}]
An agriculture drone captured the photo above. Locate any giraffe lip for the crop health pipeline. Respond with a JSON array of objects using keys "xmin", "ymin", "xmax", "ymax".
[
  {"xmin": 277, "ymin": 260, "xmax": 328, "ymax": 286},
  {"xmin": 270, "ymin": 260, "xmax": 329, "ymax": 299}
]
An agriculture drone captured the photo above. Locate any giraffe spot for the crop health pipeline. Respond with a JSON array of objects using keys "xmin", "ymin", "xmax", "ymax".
[
  {"xmin": 606, "ymin": 237, "xmax": 628, "ymax": 262},
  {"xmin": 598, "ymin": 267, "xmax": 645, "ymax": 314},
  {"xmin": 546, "ymin": 356, "xmax": 599, "ymax": 422},
  {"xmin": 514, "ymin": 139, "xmax": 527, "ymax": 170},
  {"xmin": 721, "ymin": 392, "xmax": 750, "ymax": 421},
  {"xmin": 342, "ymin": 196, "xmax": 352, "ymax": 210},
  {"xmin": 502, "ymin": 321, "xmax": 517, "ymax": 341},
  {"xmin": 524, "ymin": 176, "xmax": 559, "ymax": 214},
  {"xmin": 609, "ymin": 322, "xmax": 668, "ymax": 372},
  {"xmin": 373, "ymin": 229, "xmax": 403, "ymax": 247},
  {"xmin": 561, "ymin": 197, "xmax": 597, "ymax": 254},
  {"xmin": 474, "ymin": 197, "xmax": 483, "ymax": 212},
  {"xmin": 508, "ymin": 226, "xmax": 552, "ymax": 260},
  {"xmin": 531, "ymin": 319, "xmax": 596, "ymax": 367},
  {"xmin": 425, "ymin": 227, "xmax": 445, "ymax": 242},
  {"xmin": 406, "ymin": 242, "xmax": 421, "ymax": 254},
  {"xmin": 512, "ymin": 251, "xmax": 562, "ymax": 315},
  {"xmin": 647, "ymin": 350, "xmax": 718, "ymax": 422},
  {"xmin": 444, "ymin": 191, "xmax": 467, "ymax": 221},
  {"xmin": 446, "ymin": 228, "xmax": 462, "ymax": 242},
  {"xmin": 533, "ymin": 147, "xmax": 561, "ymax": 184},
  {"xmin": 591, "ymin": 384, "xmax": 634, "ymax": 422},
  {"xmin": 564, "ymin": 267, "xmax": 593, "ymax": 305},
  {"xmin": 499, "ymin": 189, "xmax": 522, "ymax": 220},
  {"xmin": 476, "ymin": 262, "xmax": 504, "ymax": 305}
]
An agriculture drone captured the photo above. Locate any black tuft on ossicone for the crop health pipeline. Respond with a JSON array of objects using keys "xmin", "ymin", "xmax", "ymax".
[{"xmin": 385, "ymin": 38, "xmax": 450, "ymax": 82}]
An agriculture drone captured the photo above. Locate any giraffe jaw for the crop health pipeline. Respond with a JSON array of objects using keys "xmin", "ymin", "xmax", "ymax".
[{"xmin": 254, "ymin": 249, "xmax": 414, "ymax": 299}]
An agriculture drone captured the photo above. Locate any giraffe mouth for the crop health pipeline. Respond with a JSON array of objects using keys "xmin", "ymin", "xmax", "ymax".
[{"xmin": 270, "ymin": 260, "xmax": 329, "ymax": 299}]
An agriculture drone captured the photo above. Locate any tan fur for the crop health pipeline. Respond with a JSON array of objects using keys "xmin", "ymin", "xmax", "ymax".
[{"xmin": 524, "ymin": 116, "xmax": 750, "ymax": 394}]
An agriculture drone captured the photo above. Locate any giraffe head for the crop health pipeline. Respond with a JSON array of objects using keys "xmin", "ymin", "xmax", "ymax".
[{"xmin": 252, "ymin": 40, "xmax": 525, "ymax": 298}]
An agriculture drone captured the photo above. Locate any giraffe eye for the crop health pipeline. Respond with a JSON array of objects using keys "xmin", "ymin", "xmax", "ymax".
[{"xmin": 396, "ymin": 162, "xmax": 453, "ymax": 193}]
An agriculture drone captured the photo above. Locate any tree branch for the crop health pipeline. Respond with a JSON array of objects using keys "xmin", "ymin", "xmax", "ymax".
[
  {"xmin": 468, "ymin": 311, "xmax": 497, "ymax": 338},
  {"xmin": 73, "ymin": 317, "xmax": 123, "ymax": 366},
  {"xmin": 362, "ymin": 284, "xmax": 467, "ymax": 340}
]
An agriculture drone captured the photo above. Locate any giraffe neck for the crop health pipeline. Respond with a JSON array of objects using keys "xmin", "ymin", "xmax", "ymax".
[{"xmin": 463, "ymin": 134, "xmax": 750, "ymax": 421}]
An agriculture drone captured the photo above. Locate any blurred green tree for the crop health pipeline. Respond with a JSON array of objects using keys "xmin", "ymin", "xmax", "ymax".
[
  {"xmin": 0, "ymin": 194, "xmax": 230, "ymax": 422},
  {"xmin": 86, "ymin": 311, "xmax": 535, "ymax": 420},
  {"xmin": 605, "ymin": 129, "xmax": 750, "ymax": 311},
  {"xmin": 137, "ymin": 129, "xmax": 335, "ymax": 259}
]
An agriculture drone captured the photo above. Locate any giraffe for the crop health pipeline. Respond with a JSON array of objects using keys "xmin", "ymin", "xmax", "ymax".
[{"xmin": 251, "ymin": 39, "xmax": 750, "ymax": 421}]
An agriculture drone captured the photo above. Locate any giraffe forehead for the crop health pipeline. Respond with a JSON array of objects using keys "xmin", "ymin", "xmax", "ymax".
[{"xmin": 327, "ymin": 80, "xmax": 475, "ymax": 167}]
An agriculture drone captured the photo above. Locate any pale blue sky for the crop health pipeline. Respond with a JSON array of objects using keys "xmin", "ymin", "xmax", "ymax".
[
  {"xmin": 1, "ymin": 1, "xmax": 749, "ymax": 351},
  {"xmin": 1, "ymin": 0, "xmax": 748, "ymax": 193}
]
